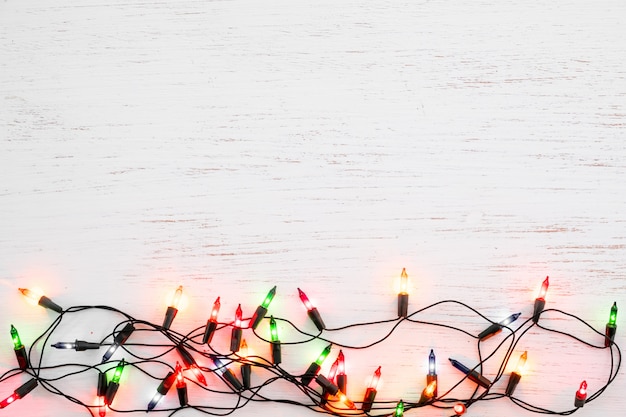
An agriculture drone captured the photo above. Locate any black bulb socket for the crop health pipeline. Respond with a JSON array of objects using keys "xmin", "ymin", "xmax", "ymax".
[
  {"xmin": 301, "ymin": 362, "xmax": 321, "ymax": 386},
  {"xmin": 398, "ymin": 293, "xmax": 409, "ymax": 318},
  {"xmin": 532, "ymin": 299, "xmax": 545, "ymax": 323},
  {"xmin": 250, "ymin": 306, "xmax": 267, "ymax": 330}
]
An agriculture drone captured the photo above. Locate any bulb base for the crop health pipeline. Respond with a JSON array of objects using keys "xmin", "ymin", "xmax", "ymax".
[
  {"xmin": 250, "ymin": 306, "xmax": 268, "ymax": 330},
  {"xmin": 230, "ymin": 328, "xmax": 242, "ymax": 352},
  {"xmin": 361, "ymin": 388, "xmax": 377, "ymax": 412},
  {"xmin": 241, "ymin": 363, "xmax": 251, "ymax": 389},
  {"xmin": 14, "ymin": 346, "xmax": 28, "ymax": 370},
  {"xmin": 163, "ymin": 307, "xmax": 178, "ymax": 330},
  {"xmin": 203, "ymin": 321, "xmax": 218, "ymax": 345},
  {"xmin": 301, "ymin": 362, "xmax": 321, "ymax": 386},
  {"xmin": 505, "ymin": 372, "xmax": 521, "ymax": 396},
  {"xmin": 397, "ymin": 293, "xmax": 409, "ymax": 318},
  {"xmin": 222, "ymin": 368, "xmax": 244, "ymax": 391},
  {"xmin": 307, "ymin": 308, "xmax": 326, "ymax": 331},
  {"xmin": 39, "ymin": 295, "xmax": 63, "ymax": 313},
  {"xmin": 177, "ymin": 385, "xmax": 188, "ymax": 406},
  {"xmin": 316, "ymin": 374, "xmax": 339, "ymax": 396},
  {"xmin": 97, "ymin": 372, "xmax": 108, "ymax": 397},
  {"xmin": 605, "ymin": 324, "xmax": 617, "ymax": 347},
  {"xmin": 271, "ymin": 341, "xmax": 282, "ymax": 365},
  {"xmin": 532, "ymin": 299, "xmax": 546, "ymax": 323},
  {"xmin": 426, "ymin": 374, "xmax": 437, "ymax": 397},
  {"xmin": 574, "ymin": 394, "xmax": 586, "ymax": 408},
  {"xmin": 336, "ymin": 374, "xmax": 347, "ymax": 394},
  {"xmin": 478, "ymin": 323, "xmax": 502, "ymax": 340},
  {"xmin": 105, "ymin": 382, "xmax": 120, "ymax": 406},
  {"xmin": 15, "ymin": 378, "xmax": 38, "ymax": 398}
]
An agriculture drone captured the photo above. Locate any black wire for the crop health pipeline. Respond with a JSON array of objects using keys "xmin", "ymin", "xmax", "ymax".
[{"xmin": 1, "ymin": 301, "xmax": 620, "ymax": 417}]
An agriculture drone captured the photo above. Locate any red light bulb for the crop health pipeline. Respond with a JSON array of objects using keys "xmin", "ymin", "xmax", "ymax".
[
  {"xmin": 361, "ymin": 366, "xmax": 381, "ymax": 412},
  {"xmin": 454, "ymin": 403, "xmax": 466, "ymax": 415},
  {"xmin": 297, "ymin": 288, "xmax": 326, "ymax": 331},
  {"xmin": 574, "ymin": 380, "xmax": 587, "ymax": 408},
  {"xmin": 533, "ymin": 276, "xmax": 550, "ymax": 323},
  {"xmin": 202, "ymin": 296, "xmax": 220, "ymax": 345},
  {"xmin": 538, "ymin": 276, "xmax": 549, "ymax": 300}
]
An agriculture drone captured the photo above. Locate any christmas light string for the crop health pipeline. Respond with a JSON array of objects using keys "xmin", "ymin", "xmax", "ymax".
[{"xmin": 1, "ymin": 273, "xmax": 621, "ymax": 417}]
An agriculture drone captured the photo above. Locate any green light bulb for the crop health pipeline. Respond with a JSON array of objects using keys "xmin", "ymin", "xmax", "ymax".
[
  {"xmin": 269, "ymin": 316, "xmax": 279, "ymax": 342},
  {"xmin": 10, "ymin": 325, "xmax": 23, "ymax": 350},
  {"xmin": 608, "ymin": 302, "xmax": 618, "ymax": 327},
  {"xmin": 315, "ymin": 344, "xmax": 332, "ymax": 366},
  {"xmin": 261, "ymin": 286, "xmax": 277, "ymax": 309},
  {"xmin": 394, "ymin": 400, "xmax": 404, "ymax": 416},
  {"xmin": 111, "ymin": 360, "xmax": 126, "ymax": 384}
]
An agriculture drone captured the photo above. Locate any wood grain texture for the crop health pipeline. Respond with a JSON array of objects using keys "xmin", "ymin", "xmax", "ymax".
[{"xmin": 1, "ymin": 0, "xmax": 624, "ymax": 416}]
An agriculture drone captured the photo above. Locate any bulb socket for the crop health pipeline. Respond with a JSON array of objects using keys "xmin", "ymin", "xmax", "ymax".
[
  {"xmin": 361, "ymin": 388, "xmax": 377, "ymax": 412},
  {"xmin": 426, "ymin": 374, "xmax": 437, "ymax": 397},
  {"xmin": 397, "ymin": 293, "xmax": 409, "ymax": 318},
  {"xmin": 105, "ymin": 382, "xmax": 120, "ymax": 405},
  {"xmin": 315, "ymin": 374, "xmax": 339, "ymax": 396},
  {"xmin": 230, "ymin": 328, "xmax": 242, "ymax": 352},
  {"xmin": 203, "ymin": 321, "xmax": 218, "ymax": 345},
  {"xmin": 177, "ymin": 385, "xmax": 188, "ymax": 406},
  {"xmin": 97, "ymin": 372, "xmax": 108, "ymax": 397},
  {"xmin": 241, "ymin": 363, "xmax": 251, "ymax": 389},
  {"xmin": 250, "ymin": 306, "xmax": 268, "ymax": 330},
  {"xmin": 605, "ymin": 324, "xmax": 617, "ymax": 347},
  {"xmin": 301, "ymin": 362, "xmax": 321, "ymax": 386},
  {"xmin": 163, "ymin": 307, "xmax": 178, "ymax": 330},
  {"xmin": 574, "ymin": 393, "xmax": 586, "ymax": 408},
  {"xmin": 478, "ymin": 323, "xmax": 502, "ymax": 340},
  {"xmin": 76, "ymin": 340, "xmax": 102, "ymax": 351},
  {"xmin": 14, "ymin": 346, "xmax": 28, "ymax": 370},
  {"xmin": 38, "ymin": 295, "xmax": 63, "ymax": 313},
  {"xmin": 307, "ymin": 308, "xmax": 326, "ymax": 331},
  {"xmin": 336, "ymin": 374, "xmax": 347, "ymax": 394},
  {"xmin": 505, "ymin": 372, "xmax": 521, "ymax": 396},
  {"xmin": 271, "ymin": 341, "xmax": 282, "ymax": 365},
  {"xmin": 222, "ymin": 368, "xmax": 244, "ymax": 391},
  {"xmin": 532, "ymin": 299, "xmax": 546, "ymax": 323}
]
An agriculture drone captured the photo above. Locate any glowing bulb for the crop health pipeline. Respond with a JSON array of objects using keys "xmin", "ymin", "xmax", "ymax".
[
  {"xmin": 428, "ymin": 349, "xmax": 436, "ymax": 375},
  {"xmin": 298, "ymin": 288, "xmax": 314, "ymax": 310},
  {"xmin": 454, "ymin": 403, "xmax": 467, "ymax": 415},
  {"xmin": 425, "ymin": 380, "xmax": 436, "ymax": 396},
  {"xmin": 10, "ymin": 325, "xmax": 24, "ymax": 350},
  {"xmin": 399, "ymin": 268, "xmax": 409, "ymax": 294},
  {"xmin": 171, "ymin": 286, "xmax": 183, "ymax": 309},
  {"xmin": 234, "ymin": 304, "xmax": 243, "ymax": 328},
  {"xmin": 608, "ymin": 302, "xmax": 617, "ymax": 326},
  {"xmin": 394, "ymin": 400, "xmax": 404, "ymax": 416},
  {"xmin": 369, "ymin": 366, "xmax": 381, "ymax": 390},
  {"xmin": 315, "ymin": 344, "xmax": 332, "ymax": 366},
  {"xmin": 211, "ymin": 297, "xmax": 221, "ymax": 321},
  {"xmin": 269, "ymin": 316, "xmax": 279, "ymax": 342},
  {"xmin": 537, "ymin": 276, "xmax": 549, "ymax": 300},
  {"xmin": 514, "ymin": 351, "xmax": 528, "ymax": 375}
]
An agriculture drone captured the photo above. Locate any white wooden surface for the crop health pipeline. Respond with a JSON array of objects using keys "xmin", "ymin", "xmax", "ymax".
[{"xmin": 1, "ymin": 0, "xmax": 624, "ymax": 416}]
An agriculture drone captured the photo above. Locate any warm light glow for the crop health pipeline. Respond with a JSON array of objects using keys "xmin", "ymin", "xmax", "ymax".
[
  {"xmin": 337, "ymin": 392, "xmax": 356, "ymax": 409},
  {"xmin": 18, "ymin": 287, "xmax": 43, "ymax": 305},
  {"xmin": 537, "ymin": 276, "xmax": 549, "ymax": 300},
  {"xmin": 297, "ymin": 288, "xmax": 314, "ymax": 311},
  {"xmin": 514, "ymin": 351, "xmax": 528, "ymax": 375},
  {"xmin": 454, "ymin": 403, "xmax": 466, "ymax": 415},
  {"xmin": 210, "ymin": 297, "xmax": 221, "ymax": 321},
  {"xmin": 368, "ymin": 366, "xmax": 381, "ymax": 390},
  {"xmin": 170, "ymin": 286, "xmax": 183, "ymax": 309},
  {"xmin": 96, "ymin": 395, "xmax": 106, "ymax": 417},
  {"xmin": 424, "ymin": 380, "xmax": 437, "ymax": 397},
  {"xmin": 399, "ymin": 268, "xmax": 409, "ymax": 294},
  {"xmin": 240, "ymin": 339, "xmax": 249, "ymax": 359},
  {"xmin": 234, "ymin": 304, "xmax": 243, "ymax": 328}
]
